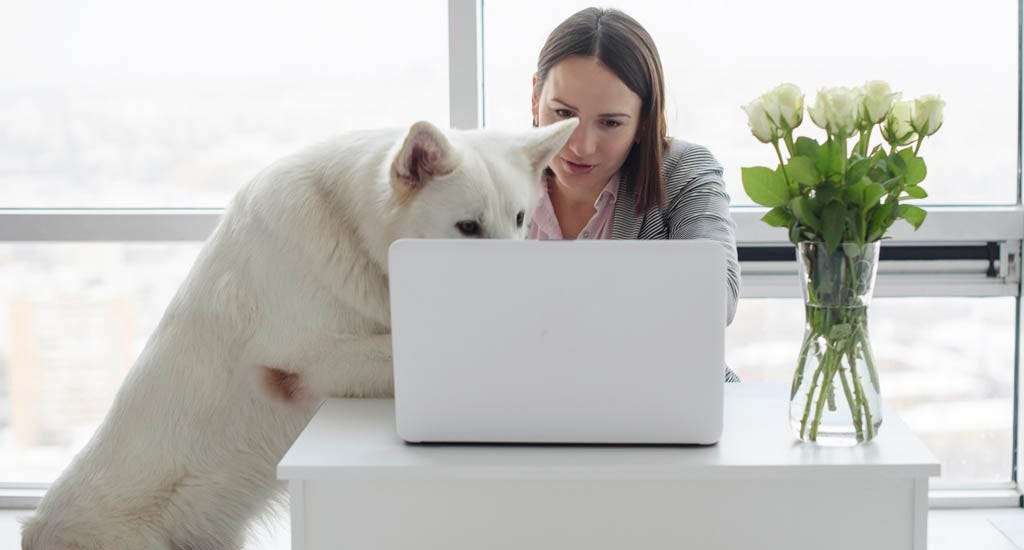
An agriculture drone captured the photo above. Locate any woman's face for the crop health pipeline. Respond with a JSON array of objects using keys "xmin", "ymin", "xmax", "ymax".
[{"xmin": 532, "ymin": 55, "xmax": 642, "ymax": 199}]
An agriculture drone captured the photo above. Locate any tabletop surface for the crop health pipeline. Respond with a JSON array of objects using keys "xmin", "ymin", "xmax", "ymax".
[{"xmin": 278, "ymin": 383, "xmax": 941, "ymax": 481}]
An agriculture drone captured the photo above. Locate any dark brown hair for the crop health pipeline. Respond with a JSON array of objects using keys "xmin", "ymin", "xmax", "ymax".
[{"xmin": 535, "ymin": 7, "xmax": 668, "ymax": 213}]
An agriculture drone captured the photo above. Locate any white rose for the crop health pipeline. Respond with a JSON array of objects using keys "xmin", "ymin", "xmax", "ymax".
[
  {"xmin": 882, "ymin": 100, "xmax": 915, "ymax": 147},
  {"xmin": 912, "ymin": 94, "xmax": 945, "ymax": 137},
  {"xmin": 861, "ymin": 80, "xmax": 900, "ymax": 124},
  {"xmin": 809, "ymin": 86, "xmax": 862, "ymax": 138},
  {"xmin": 760, "ymin": 83, "xmax": 804, "ymax": 130},
  {"xmin": 741, "ymin": 97, "xmax": 780, "ymax": 143}
]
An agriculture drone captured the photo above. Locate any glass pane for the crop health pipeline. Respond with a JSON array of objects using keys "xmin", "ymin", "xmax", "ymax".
[
  {"xmin": 728, "ymin": 297, "xmax": 1016, "ymax": 485},
  {"xmin": 0, "ymin": 243, "xmax": 202, "ymax": 483},
  {"xmin": 3, "ymin": 246, "xmax": 1015, "ymax": 487},
  {"xmin": 484, "ymin": 1, "xmax": 1017, "ymax": 205},
  {"xmin": 0, "ymin": 1, "xmax": 449, "ymax": 208}
]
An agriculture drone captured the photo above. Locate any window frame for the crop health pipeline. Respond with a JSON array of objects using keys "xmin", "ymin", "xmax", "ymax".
[{"xmin": 0, "ymin": 0, "xmax": 1020, "ymax": 510}]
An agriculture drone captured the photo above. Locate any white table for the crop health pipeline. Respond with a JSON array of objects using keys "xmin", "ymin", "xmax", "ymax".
[{"xmin": 278, "ymin": 384, "xmax": 940, "ymax": 550}]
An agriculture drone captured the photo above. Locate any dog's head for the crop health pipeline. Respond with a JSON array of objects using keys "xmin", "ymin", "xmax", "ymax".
[{"xmin": 386, "ymin": 118, "xmax": 578, "ymax": 240}]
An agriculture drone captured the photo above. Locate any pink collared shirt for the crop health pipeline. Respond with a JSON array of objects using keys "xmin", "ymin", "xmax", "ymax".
[{"xmin": 527, "ymin": 175, "xmax": 620, "ymax": 240}]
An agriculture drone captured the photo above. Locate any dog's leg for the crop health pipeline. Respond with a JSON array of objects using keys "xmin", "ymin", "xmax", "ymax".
[
  {"xmin": 312, "ymin": 227, "xmax": 392, "ymax": 328},
  {"xmin": 262, "ymin": 334, "xmax": 394, "ymax": 402}
]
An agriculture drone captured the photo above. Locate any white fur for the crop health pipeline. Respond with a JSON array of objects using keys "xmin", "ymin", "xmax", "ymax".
[{"xmin": 22, "ymin": 119, "xmax": 578, "ymax": 550}]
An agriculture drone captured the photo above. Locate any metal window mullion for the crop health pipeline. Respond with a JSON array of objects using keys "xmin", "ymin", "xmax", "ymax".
[
  {"xmin": 448, "ymin": 0, "xmax": 483, "ymax": 130},
  {"xmin": 735, "ymin": 206, "xmax": 1024, "ymax": 243},
  {"xmin": 0, "ymin": 210, "xmax": 221, "ymax": 242},
  {"xmin": 740, "ymin": 275, "xmax": 1020, "ymax": 299},
  {"xmin": 1012, "ymin": 0, "xmax": 1023, "ymax": 495},
  {"xmin": 2, "ymin": 207, "xmax": 1021, "ymax": 243}
]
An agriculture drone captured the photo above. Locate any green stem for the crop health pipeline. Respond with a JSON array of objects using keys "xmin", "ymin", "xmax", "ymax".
[
  {"xmin": 792, "ymin": 331, "xmax": 815, "ymax": 400},
  {"xmin": 837, "ymin": 356, "xmax": 864, "ymax": 441},
  {"xmin": 853, "ymin": 363, "xmax": 876, "ymax": 440},
  {"xmin": 857, "ymin": 324, "xmax": 881, "ymax": 392},
  {"xmin": 796, "ymin": 243, "xmax": 883, "ymax": 443},
  {"xmin": 838, "ymin": 135, "xmax": 848, "ymax": 184},
  {"xmin": 809, "ymin": 347, "xmax": 839, "ymax": 440},
  {"xmin": 840, "ymin": 254, "xmax": 870, "ymax": 441},
  {"xmin": 855, "ymin": 126, "xmax": 872, "ymax": 157},
  {"xmin": 827, "ymin": 379, "xmax": 837, "ymax": 412},
  {"xmin": 914, "ymin": 135, "xmax": 924, "ymax": 156},
  {"xmin": 783, "ymin": 132, "xmax": 796, "ymax": 157},
  {"xmin": 852, "ymin": 324, "xmax": 879, "ymax": 440},
  {"xmin": 799, "ymin": 355, "xmax": 824, "ymax": 438},
  {"xmin": 773, "ymin": 140, "xmax": 796, "ymax": 195},
  {"xmin": 860, "ymin": 209, "xmax": 868, "ymax": 243}
]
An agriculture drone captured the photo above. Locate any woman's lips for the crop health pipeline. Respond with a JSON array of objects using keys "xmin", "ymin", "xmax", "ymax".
[{"xmin": 561, "ymin": 157, "xmax": 596, "ymax": 175}]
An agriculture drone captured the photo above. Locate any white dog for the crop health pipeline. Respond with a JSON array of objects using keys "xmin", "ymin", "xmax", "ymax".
[{"xmin": 22, "ymin": 118, "xmax": 579, "ymax": 550}]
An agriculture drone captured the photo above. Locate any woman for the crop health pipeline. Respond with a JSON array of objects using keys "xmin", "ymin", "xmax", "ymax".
[{"xmin": 529, "ymin": 7, "xmax": 742, "ymax": 382}]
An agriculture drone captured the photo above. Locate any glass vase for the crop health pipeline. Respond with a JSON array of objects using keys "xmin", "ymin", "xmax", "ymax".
[{"xmin": 790, "ymin": 241, "xmax": 882, "ymax": 446}]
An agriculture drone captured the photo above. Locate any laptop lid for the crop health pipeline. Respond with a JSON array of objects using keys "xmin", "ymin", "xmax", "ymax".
[{"xmin": 388, "ymin": 239, "xmax": 726, "ymax": 444}]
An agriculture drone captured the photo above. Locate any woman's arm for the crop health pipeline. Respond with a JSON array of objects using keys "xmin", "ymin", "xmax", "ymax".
[{"xmin": 663, "ymin": 142, "xmax": 742, "ymax": 326}]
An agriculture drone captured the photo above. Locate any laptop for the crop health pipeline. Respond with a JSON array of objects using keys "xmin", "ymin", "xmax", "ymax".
[{"xmin": 388, "ymin": 239, "xmax": 727, "ymax": 445}]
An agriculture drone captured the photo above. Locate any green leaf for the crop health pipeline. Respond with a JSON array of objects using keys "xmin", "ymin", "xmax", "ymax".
[
  {"xmin": 741, "ymin": 166, "xmax": 790, "ymax": 207},
  {"xmin": 829, "ymin": 323, "xmax": 852, "ymax": 341},
  {"xmin": 863, "ymin": 183, "xmax": 887, "ymax": 212},
  {"xmin": 846, "ymin": 207, "xmax": 863, "ymax": 244},
  {"xmin": 760, "ymin": 207, "xmax": 792, "ymax": 228},
  {"xmin": 815, "ymin": 140, "xmax": 843, "ymax": 180},
  {"xmin": 788, "ymin": 224, "xmax": 803, "ymax": 245},
  {"xmin": 821, "ymin": 200, "xmax": 846, "ymax": 252},
  {"xmin": 845, "ymin": 157, "xmax": 871, "ymax": 185},
  {"xmin": 844, "ymin": 181, "xmax": 866, "ymax": 206},
  {"xmin": 842, "ymin": 242, "xmax": 865, "ymax": 258},
  {"xmin": 794, "ymin": 136, "xmax": 820, "ymax": 159},
  {"xmin": 815, "ymin": 181, "xmax": 842, "ymax": 205},
  {"xmin": 867, "ymin": 200, "xmax": 896, "ymax": 241},
  {"xmin": 896, "ymin": 148, "xmax": 916, "ymax": 165},
  {"xmin": 903, "ymin": 185, "xmax": 928, "ymax": 199},
  {"xmin": 896, "ymin": 204, "xmax": 927, "ymax": 230},
  {"xmin": 880, "ymin": 175, "xmax": 901, "ymax": 191},
  {"xmin": 905, "ymin": 157, "xmax": 927, "ymax": 186},
  {"xmin": 790, "ymin": 196, "xmax": 821, "ymax": 232},
  {"xmin": 787, "ymin": 156, "xmax": 819, "ymax": 187},
  {"xmin": 890, "ymin": 152, "xmax": 907, "ymax": 174}
]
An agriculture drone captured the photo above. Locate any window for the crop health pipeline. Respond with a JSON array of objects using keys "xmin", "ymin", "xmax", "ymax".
[
  {"xmin": 0, "ymin": 1, "xmax": 1021, "ymax": 503},
  {"xmin": 729, "ymin": 298, "xmax": 1017, "ymax": 484},
  {"xmin": 0, "ymin": 243, "xmax": 202, "ymax": 483},
  {"xmin": 483, "ymin": 0, "xmax": 1018, "ymax": 205},
  {"xmin": 0, "ymin": 1, "xmax": 449, "ymax": 207},
  {"xmin": 483, "ymin": 0, "xmax": 1022, "ymax": 492}
]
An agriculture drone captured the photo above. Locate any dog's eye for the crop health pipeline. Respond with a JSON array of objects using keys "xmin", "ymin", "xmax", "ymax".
[
  {"xmin": 455, "ymin": 220, "xmax": 481, "ymax": 236},
  {"xmin": 516, "ymin": 211, "xmax": 525, "ymax": 228}
]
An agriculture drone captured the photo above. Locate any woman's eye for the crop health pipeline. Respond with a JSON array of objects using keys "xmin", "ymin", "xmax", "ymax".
[
  {"xmin": 602, "ymin": 119, "xmax": 622, "ymax": 128},
  {"xmin": 554, "ymin": 109, "xmax": 574, "ymax": 118},
  {"xmin": 516, "ymin": 211, "xmax": 525, "ymax": 228},
  {"xmin": 455, "ymin": 220, "xmax": 481, "ymax": 236}
]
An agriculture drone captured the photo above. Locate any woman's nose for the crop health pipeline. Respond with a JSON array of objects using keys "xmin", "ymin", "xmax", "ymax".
[{"xmin": 566, "ymin": 123, "xmax": 597, "ymax": 158}]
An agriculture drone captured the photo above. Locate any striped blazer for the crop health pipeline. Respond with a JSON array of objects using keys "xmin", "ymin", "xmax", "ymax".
[{"xmin": 609, "ymin": 138, "xmax": 742, "ymax": 383}]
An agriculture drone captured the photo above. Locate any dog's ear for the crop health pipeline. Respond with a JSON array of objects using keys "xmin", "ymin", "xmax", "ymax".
[
  {"xmin": 391, "ymin": 121, "xmax": 462, "ymax": 191},
  {"xmin": 522, "ymin": 118, "xmax": 579, "ymax": 174}
]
